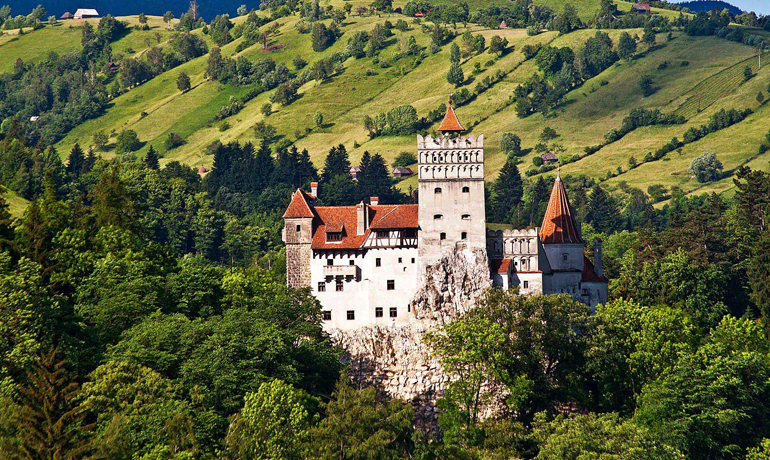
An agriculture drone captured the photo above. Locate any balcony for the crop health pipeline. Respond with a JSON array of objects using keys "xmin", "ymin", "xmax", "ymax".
[{"xmin": 323, "ymin": 264, "xmax": 358, "ymax": 278}]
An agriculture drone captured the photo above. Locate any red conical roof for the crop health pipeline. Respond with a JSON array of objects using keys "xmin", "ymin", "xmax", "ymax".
[
  {"xmin": 539, "ymin": 175, "xmax": 583, "ymax": 244},
  {"xmin": 438, "ymin": 103, "xmax": 464, "ymax": 132},
  {"xmin": 283, "ymin": 189, "xmax": 315, "ymax": 219}
]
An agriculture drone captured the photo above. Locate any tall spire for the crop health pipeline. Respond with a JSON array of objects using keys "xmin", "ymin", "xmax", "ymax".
[
  {"xmin": 437, "ymin": 96, "xmax": 465, "ymax": 133},
  {"xmin": 539, "ymin": 175, "xmax": 583, "ymax": 244}
]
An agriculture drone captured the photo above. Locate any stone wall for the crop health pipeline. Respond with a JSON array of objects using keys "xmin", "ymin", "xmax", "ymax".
[
  {"xmin": 331, "ymin": 247, "xmax": 492, "ymax": 429},
  {"xmin": 285, "ymin": 244, "xmax": 312, "ymax": 288}
]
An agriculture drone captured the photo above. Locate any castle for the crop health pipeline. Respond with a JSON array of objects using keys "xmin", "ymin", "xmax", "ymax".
[{"xmin": 282, "ymin": 104, "xmax": 607, "ymax": 331}]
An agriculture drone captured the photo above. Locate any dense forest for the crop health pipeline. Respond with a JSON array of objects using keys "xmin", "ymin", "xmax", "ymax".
[{"xmin": 2, "ymin": 116, "xmax": 770, "ymax": 458}]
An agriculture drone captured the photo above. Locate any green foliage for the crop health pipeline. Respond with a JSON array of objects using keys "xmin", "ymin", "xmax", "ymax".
[
  {"xmin": 176, "ymin": 72, "xmax": 191, "ymax": 92},
  {"xmin": 304, "ymin": 375, "xmax": 414, "ymax": 460},
  {"xmin": 363, "ymin": 105, "xmax": 419, "ymax": 137},
  {"xmin": 690, "ymin": 152, "xmax": 723, "ymax": 183},
  {"xmin": 639, "ymin": 74, "xmax": 655, "ymax": 97},
  {"xmin": 618, "ymin": 31, "xmax": 637, "ymax": 61},
  {"xmin": 534, "ymin": 412, "xmax": 684, "ymax": 459},
  {"xmin": 446, "ymin": 62, "xmax": 464, "ymax": 86},
  {"xmin": 488, "ymin": 159, "xmax": 523, "ymax": 224},
  {"xmin": 115, "ymin": 129, "xmax": 141, "ymax": 154},
  {"xmin": 392, "ymin": 151, "xmax": 417, "ymax": 168},
  {"xmin": 226, "ymin": 379, "xmax": 317, "ymax": 460},
  {"xmin": 500, "ymin": 132, "xmax": 522, "ymax": 157}
]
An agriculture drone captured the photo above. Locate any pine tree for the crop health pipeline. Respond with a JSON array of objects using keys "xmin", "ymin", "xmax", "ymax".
[
  {"xmin": 90, "ymin": 166, "xmax": 136, "ymax": 230},
  {"xmin": 587, "ymin": 184, "xmax": 620, "ymax": 233},
  {"xmin": 358, "ymin": 153, "xmax": 393, "ymax": 203},
  {"xmin": 489, "ymin": 159, "xmax": 523, "ymax": 223},
  {"xmin": 65, "ymin": 144, "xmax": 85, "ymax": 178},
  {"xmin": 144, "ymin": 145, "xmax": 160, "ymax": 170},
  {"xmin": 0, "ymin": 190, "xmax": 14, "ymax": 251},
  {"xmin": 2, "ymin": 348, "xmax": 94, "ymax": 459},
  {"xmin": 253, "ymin": 140, "xmax": 275, "ymax": 192},
  {"xmin": 321, "ymin": 144, "xmax": 351, "ymax": 184}
]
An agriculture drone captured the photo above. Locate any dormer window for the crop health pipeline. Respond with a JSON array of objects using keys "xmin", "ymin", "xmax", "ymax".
[
  {"xmin": 375, "ymin": 230, "xmax": 389, "ymax": 239},
  {"xmin": 326, "ymin": 232, "xmax": 342, "ymax": 242},
  {"xmin": 434, "ymin": 187, "xmax": 442, "ymax": 194}
]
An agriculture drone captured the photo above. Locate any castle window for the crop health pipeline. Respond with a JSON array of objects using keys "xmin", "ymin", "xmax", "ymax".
[
  {"xmin": 404, "ymin": 229, "xmax": 417, "ymax": 238},
  {"xmin": 326, "ymin": 232, "xmax": 342, "ymax": 242},
  {"xmin": 398, "ymin": 257, "xmax": 402, "ymax": 263},
  {"xmin": 462, "ymin": 214, "xmax": 470, "ymax": 220},
  {"xmin": 434, "ymin": 187, "xmax": 442, "ymax": 194},
  {"xmin": 318, "ymin": 282, "xmax": 326, "ymax": 292},
  {"xmin": 434, "ymin": 214, "xmax": 443, "ymax": 220},
  {"xmin": 461, "ymin": 232, "xmax": 467, "ymax": 240},
  {"xmin": 296, "ymin": 225, "xmax": 301, "ymax": 232},
  {"xmin": 349, "ymin": 260, "xmax": 355, "ymax": 265},
  {"xmin": 440, "ymin": 232, "xmax": 446, "ymax": 240},
  {"xmin": 336, "ymin": 280, "xmax": 344, "ymax": 291},
  {"xmin": 387, "ymin": 280, "xmax": 395, "ymax": 290},
  {"xmin": 376, "ymin": 307, "xmax": 383, "ymax": 318},
  {"xmin": 376, "ymin": 258, "xmax": 381, "ymax": 267},
  {"xmin": 390, "ymin": 307, "xmax": 398, "ymax": 318},
  {"xmin": 327, "ymin": 259, "xmax": 333, "ymax": 266},
  {"xmin": 562, "ymin": 253, "xmax": 568, "ymax": 262},
  {"xmin": 347, "ymin": 310, "xmax": 355, "ymax": 320},
  {"xmin": 462, "ymin": 186, "xmax": 469, "ymax": 193},
  {"xmin": 411, "ymin": 258, "xmax": 415, "ymax": 263},
  {"xmin": 523, "ymin": 281, "xmax": 529, "ymax": 288},
  {"xmin": 323, "ymin": 310, "xmax": 331, "ymax": 321}
]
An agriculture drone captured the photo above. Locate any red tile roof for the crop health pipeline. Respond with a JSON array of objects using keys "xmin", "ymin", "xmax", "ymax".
[
  {"xmin": 438, "ymin": 104, "xmax": 465, "ymax": 132},
  {"xmin": 310, "ymin": 204, "xmax": 419, "ymax": 250},
  {"xmin": 490, "ymin": 258, "xmax": 512, "ymax": 274},
  {"xmin": 539, "ymin": 176, "xmax": 583, "ymax": 245},
  {"xmin": 582, "ymin": 256, "xmax": 608, "ymax": 283},
  {"xmin": 282, "ymin": 189, "xmax": 315, "ymax": 219}
]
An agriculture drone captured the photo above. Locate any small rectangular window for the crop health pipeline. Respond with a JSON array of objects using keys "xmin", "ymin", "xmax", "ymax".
[
  {"xmin": 389, "ymin": 307, "xmax": 397, "ymax": 318},
  {"xmin": 323, "ymin": 310, "xmax": 331, "ymax": 321},
  {"xmin": 404, "ymin": 229, "xmax": 417, "ymax": 238},
  {"xmin": 375, "ymin": 307, "xmax": 383, "ymax": 318},
  {"xmin": 523, "ymin": 281, "xmax": 529, "ymax": 288},
  {"xmin": 387, "ymin": 280, "xmax": 395, "ymax": 290},
  {"xmin": 376, "ymin": 258, "xmax": 381, "ymax": 267},
  {"xmin": 349, "ymin": 260, "xmax": 355, "ymax": 265},
  {"xmin": 296, "ymin": 225, "xmax": 301, "ymax": 232},
  {"xmin": 347, "ymin": 310, "xmax": 355, "ymax": 320},
  {"xmin": 398, "ymin": 257, "xmax": 402, "ymax": 263},
  {"xmin": 318, "ymin": 282, "xmax": 326, "ymax": 292},
  {"xmin": 411, "ymin": 258, "xmax": 415, "ymax": 263},
  {"xmin": 440, "ymin": 233, "xmax": 446, "ymax": 240},
  {"xmin": 562, "ymin": 253, "xmax": 568, "ymax": 262},
  {"xmin": 336, "ymin": 280, "xmax": 344, "ymax": 291},
  {"xmin": 461, "ymin": 232, "xmax": 467, "ymax": 240},
  {"xmin": 327, "ymin": 259, "xmax": 333, "ymax": 266}
]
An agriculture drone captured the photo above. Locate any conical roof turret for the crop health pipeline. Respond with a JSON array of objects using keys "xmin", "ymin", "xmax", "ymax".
[
  {"xmin": 539, "ymin": 173, "xmax": 583, "ymax": 244},
  {"xmin": 437, "ymin": 98, "xmax": 465, "ymax": 133}
]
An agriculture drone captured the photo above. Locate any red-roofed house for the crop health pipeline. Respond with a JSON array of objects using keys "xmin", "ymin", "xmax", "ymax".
[
  {"xmin": 283, "ymin": 102, "xmax": 607, "ymax": 331},
  {"xmin": 632, "ymin": 3, "xmax": 651, "ymax": 13}
]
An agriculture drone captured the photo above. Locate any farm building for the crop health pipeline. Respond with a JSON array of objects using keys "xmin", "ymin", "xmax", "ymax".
[{"xmin": 74, "ymin": 9, "xmax": 99, "ymax": 19}]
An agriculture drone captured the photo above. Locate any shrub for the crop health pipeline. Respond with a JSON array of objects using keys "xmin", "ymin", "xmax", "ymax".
[
  {"xmin": 292, "ymin": 55, "xmax": 307, "ymax": 70},
  {"xmin": 177, "ymin": 71, "xmax": 191, "ymax": 92},
  {"xmin": 115, "ymin": 129, "xmax": 141, "ymax": 154},
  {"xmin": 261, "ymin": 103, "xmax": 272, "ymax": 117},
  {"xmin": 219, "ymin": 121, "xmax": 230, "ymax": 132},
  {"xmin": 532, "ymin": 156, "xmax": 543, "ymax": 167},
  {"xmin": 164, "ymin": 132, "xmax": 184, "ymax": 150},
  {"xmin": 393, "ymin": 152, "xmax": 417, "ymax": 168},
  {"xmin": 639, "ymin": 75, "xmax": 655, "ymax": 97},
  {"xmin": 690, "ymin": 152, "xmax": 723, "ymax": 183}
]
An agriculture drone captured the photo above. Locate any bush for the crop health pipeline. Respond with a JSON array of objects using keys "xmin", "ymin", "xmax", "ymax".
[
  {"xmin": 690, "ymin": 152, "xmax": 723, "ymax": 183},
  {"xmin": 261, "ymin": 103, "xmax": 272, "ymax": 117},
  {"xmin": 532, "ymin": 156, "xmax": 543, "ymax": 167},
  {"xmin": 292, "ymin": 55, "xmax": 307, "ymax": 70},
  {"xmin": 176, "ymin": 71, "xmax": 191, "ymax": 92},
  {"xmin": 164, "ymin": 132, "xmax": 184, "ymax": 150},
  {"xmin": 393, "ymin": 152, "xmax": 417, "ymax": 168},
  {"xmin": 639, "ymin": 75, "xmax": 655, "ymax": 97},
  {"xmin": 219, "ymin": 121, "xmax": 230, "ymax": 132},
  {"xmin": 115, "ymin": 129, "xmax": 141, "ymax": 154},
  {"xmin": 500, "ymin": 133, "xmax": 522, "ymax": 157}
]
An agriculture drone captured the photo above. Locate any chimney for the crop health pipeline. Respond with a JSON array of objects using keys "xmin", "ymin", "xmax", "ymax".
[
  {"xmin": 356, "ymin": 202, "xmax": 367, "ymax": 235},
  {"xmin": 310, "ymin": 181, "xmax": 318, "ymax": 199},
  {"xmin": 593, "ymin": 238, "xmax": 603, "ymax": 278},
  {"xmin": 370, "ymin": 196, "xmax": 379, "ymax": 206}
]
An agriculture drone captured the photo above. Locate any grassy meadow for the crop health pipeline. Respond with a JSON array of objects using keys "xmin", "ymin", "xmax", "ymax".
[{"xmin": 1, "ymin": 0, "xmax": 766, "ymax": 208}]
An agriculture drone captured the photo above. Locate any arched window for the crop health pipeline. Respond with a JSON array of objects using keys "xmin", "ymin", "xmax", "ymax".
[
  {"xmin": 434, "ymin": 187, "xmax": 442, "ymax": 194},
  {"xmin": 461, "ymin": 232, "xmax": 467, "ymax": 240},
  {"xmin": 434, "ymin": 214, "xmax": 443, "ymax": 220},
  {"xmin": 462, "ymin": 186, "xmax": 470, "ymax": 193}
]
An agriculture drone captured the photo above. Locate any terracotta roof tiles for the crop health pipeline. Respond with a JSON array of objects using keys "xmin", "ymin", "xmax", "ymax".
[
  {"xmin": 438, "ymin": 104, "xmax": 465, "ymax": 132},
  {"xmin": 539, "ymin": 176, "xmax": 583, "ymax": 245},
  {"xmin": 282, "ymin": 189, "xmax": 315, "ymax": 219}
]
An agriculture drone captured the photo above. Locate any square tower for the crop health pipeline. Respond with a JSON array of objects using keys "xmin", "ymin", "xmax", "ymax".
[{"xmin": 417, "ymin": 104, "xmax": 486, "ymax": 278}]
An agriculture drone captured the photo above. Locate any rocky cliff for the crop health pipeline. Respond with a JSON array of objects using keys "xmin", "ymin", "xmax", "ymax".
[{"xmin": 331, "ymin": 246, "xmax": 491, "ymax": 427}]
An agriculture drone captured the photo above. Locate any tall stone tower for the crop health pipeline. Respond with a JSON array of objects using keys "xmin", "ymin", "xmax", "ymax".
[
  {"xmin": 417, "ymin": 102, "xmax": 486, "ymax": 278},
  {"xmin": 282, "ymin": 187, "xmax": 316, "ymax": 288}
]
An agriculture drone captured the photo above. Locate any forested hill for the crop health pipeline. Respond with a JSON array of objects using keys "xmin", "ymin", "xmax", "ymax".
[{"xmin": 677, "ymin": 1, "xmax": 743, "ymax": 15}]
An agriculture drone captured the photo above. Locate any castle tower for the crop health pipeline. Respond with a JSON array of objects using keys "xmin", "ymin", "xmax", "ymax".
[
  {"xmin": 282, "ymin": 188, "xmax": 315, "ymax": 288},
  {"xmin": 417, "ymin": 102, "xmax": 486, "ymax": 278},
  {"xmin": 539, "ymin": 169, "xmax": 584, "ymax": 272}
]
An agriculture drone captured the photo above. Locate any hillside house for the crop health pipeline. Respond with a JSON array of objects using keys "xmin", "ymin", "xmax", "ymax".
[
  {"xmin": 60, "ymin": 12, "xmax": 74, "ymax": 20},
  {"xmin": 393, "ymin": 167, "xmax": 413, "ymax": 178},
  {"xmin": 74, "ymin": 9, "xmax": 99, "ymax": 19},
  {"xmin": 632, "ymin": 3, "xmax": 651, "ymax": 13}
]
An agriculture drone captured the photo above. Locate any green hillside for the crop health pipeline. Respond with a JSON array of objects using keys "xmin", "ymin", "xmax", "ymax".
[{"xmin": 2, "ymin": 0, "xmax": 765, "ymax": 207}]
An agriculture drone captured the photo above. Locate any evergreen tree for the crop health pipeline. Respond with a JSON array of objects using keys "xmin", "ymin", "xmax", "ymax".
[
  {"xmin": 296, "ymin": 148, "xmax": 318, "ymax": 188},
  {"xmin": 489, "ymin": 159, "xmax": 523, "ymax": 223},
  {"xmin": 0, "ymin": 190, "xmax": 14, "ymax": 251},
  {"xmin": 617, "ymin": 31, "xmax": 637, "ymax": 61},
  {"xmin": 587, "ymin": 184, "xmax": 620, "ymax": 233},
  {"xmin": 83, "ymin": 148, "xmax": 97, "ymax": 175},
  {"xmin": 320, "ymin": 144, "xmax": 351, "ymax": 184},
  {"xmin": 144, "ymin": 146, "xmax": 160, "ymax": 170},
  {"xmin": 447, "ymin": 62, "xmax": 465, "ymax": 86},
  {"xmin": 66, "ymin": 144, "xmax": 85, "ymax": 178},
  {"xmin": 90, "ymin": 166, "xmax": 136, "ymax": 230},
  {"xmin": 253, "ymin": 140, "xmax": 275, "ymax": 192},
  {"xmin": 1, "ymin": 348, "xmax": 94, "ymax": 459},
  {"xmin": 357, "ymin": 153, "xmax": 393, "ymax": 203},
  {"xmin": 450, "ymin": 42, "xmax": 461, "ymax": 64}
]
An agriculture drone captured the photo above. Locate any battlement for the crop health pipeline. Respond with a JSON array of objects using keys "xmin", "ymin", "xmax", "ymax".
[{"xmin": 416, "ymin": 133, "xmax": 484, "ymax": 152}]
